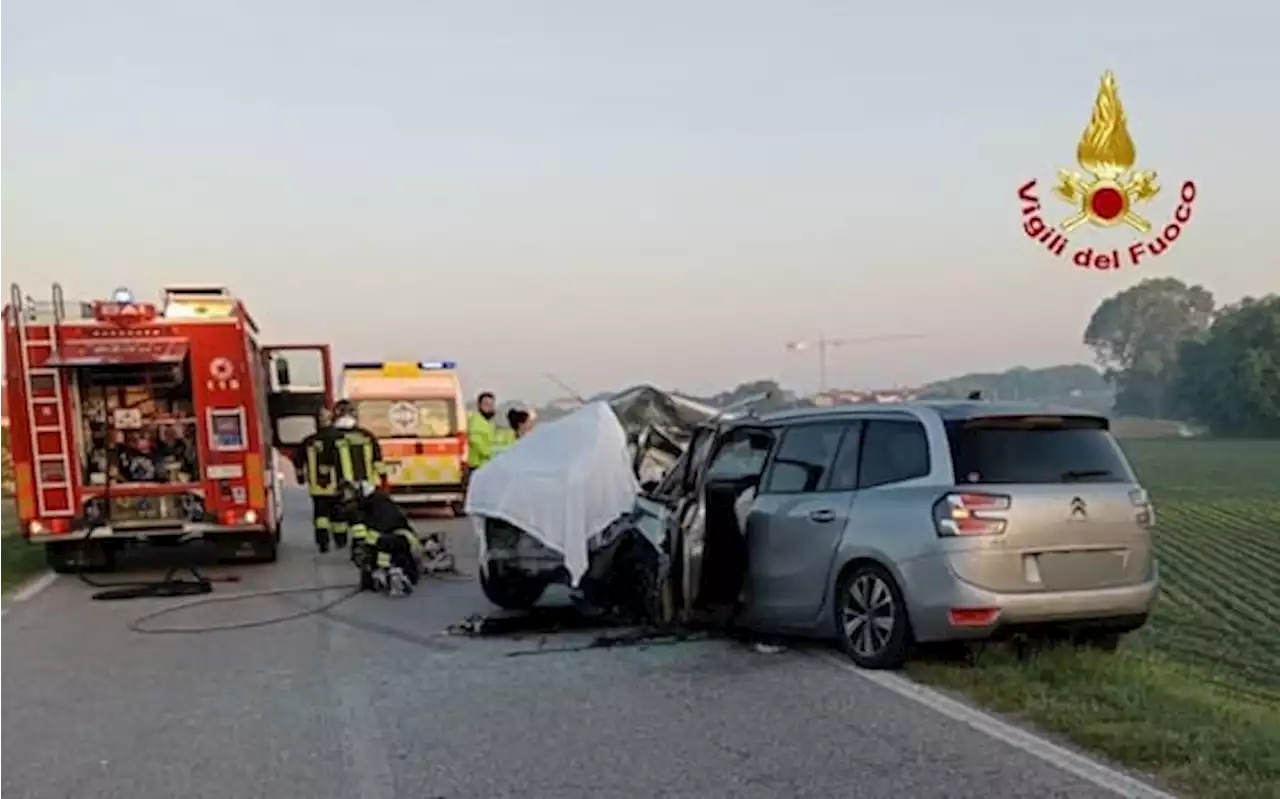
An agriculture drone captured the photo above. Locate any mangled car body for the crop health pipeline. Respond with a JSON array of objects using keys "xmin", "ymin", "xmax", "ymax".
[{"xmin": 465, "ymin": 386, "xmax": 740, "ymax": 616}]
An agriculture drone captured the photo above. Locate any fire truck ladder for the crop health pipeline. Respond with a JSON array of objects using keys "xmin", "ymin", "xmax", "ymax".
[{"xmin": 9, "ymin": 282, "xmax": 76, "ymax": 518}]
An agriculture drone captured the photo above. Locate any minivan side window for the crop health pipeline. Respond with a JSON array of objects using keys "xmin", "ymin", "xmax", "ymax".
[
  {"xmin": 761, "ymin": 422, "xmax": 847, "ymax": 494},
  {"xmin": 703, "ymin": 428, "xmax": 774, "ymax": 483},
  {"xmin": 858, "ymin": 419, "xmax": 930, "ymax": 489},
  {"xmin": 826, "ymin": 421, "xmax": 864, "ymax": 491}
]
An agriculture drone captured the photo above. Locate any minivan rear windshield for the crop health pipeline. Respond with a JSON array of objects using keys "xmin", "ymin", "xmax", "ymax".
[{"xmin": 945, "ymin": 416, "xmax": 1133, "ymax": 485}]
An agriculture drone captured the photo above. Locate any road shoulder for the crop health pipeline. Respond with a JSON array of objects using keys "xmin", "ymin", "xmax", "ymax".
[{"xmin": 906, "ymin": 645, "xmax": 1280, "ymax": 799}]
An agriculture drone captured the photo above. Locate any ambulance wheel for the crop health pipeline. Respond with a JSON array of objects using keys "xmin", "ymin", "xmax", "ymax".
[{"xmin": 480, "ymin": 567, "xmax": 545, "ymax": 610}]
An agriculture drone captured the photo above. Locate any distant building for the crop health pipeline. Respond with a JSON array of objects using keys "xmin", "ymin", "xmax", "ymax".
[{"xmin": 809, "ymin": 387, "xmax": 922, "ymax": 407}]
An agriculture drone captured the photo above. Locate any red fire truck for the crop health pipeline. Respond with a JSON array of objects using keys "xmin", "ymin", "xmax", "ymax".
[{"xmin": 3, "ymin": 282, "xmax": 333, "ymax": 571}]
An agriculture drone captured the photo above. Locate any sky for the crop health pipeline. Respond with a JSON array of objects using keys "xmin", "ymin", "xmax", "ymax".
[{"xmin": 4, "ymin": 1, "xmax": 1277, "ymax": 403}]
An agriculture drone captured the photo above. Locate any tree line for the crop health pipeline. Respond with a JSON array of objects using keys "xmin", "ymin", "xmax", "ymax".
[{"xmin": 1084, "ymin": 278, "xmax": 1280, "ymax": 437}]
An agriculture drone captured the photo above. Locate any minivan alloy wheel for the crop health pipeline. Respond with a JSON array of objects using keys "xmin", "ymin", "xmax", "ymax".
[{"xmin": 843, "ymin": 573, "xmax": 896, "ymax": 659}]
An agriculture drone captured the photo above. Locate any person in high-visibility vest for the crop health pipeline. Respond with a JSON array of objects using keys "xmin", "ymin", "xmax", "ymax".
[
  {"xmin": 292, "ymin": 406, "xmax": 341, "ymax": 553},
  {"xmin": 330, "ymin": 399, "xmax": 385, "ymax": 550},
  {"xmin": 466, "ymin": 391, "xmax": 499, "ymax": 472},
  {"xmin": 509, "ymin": 408, "xmax": 535, "ymax": 439},
  {"xmin": 494, "ymin": 408, "xmax": 533, "ymax": 452}
]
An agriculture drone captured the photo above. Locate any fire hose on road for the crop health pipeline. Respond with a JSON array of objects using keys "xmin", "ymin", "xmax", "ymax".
[{"xmin": 72, "ymin": 528, "xmax": 467, "ymax": 635}]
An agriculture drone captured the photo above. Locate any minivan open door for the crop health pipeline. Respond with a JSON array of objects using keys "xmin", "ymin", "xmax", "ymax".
[
  {"xmin": 679, "ymin": 425, "xmax": 775, "ymax": 613},
  {"xmin": 262, "ymin": 344, "xmax": 333, "ymax": 453}
]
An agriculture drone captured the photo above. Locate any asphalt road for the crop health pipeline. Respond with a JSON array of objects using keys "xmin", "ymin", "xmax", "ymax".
[{"xmin": 4, "ymin": 490, "xmax": 1141, "ymax": 799}]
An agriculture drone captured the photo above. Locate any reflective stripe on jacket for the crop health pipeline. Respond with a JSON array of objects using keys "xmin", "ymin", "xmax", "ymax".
[
  {"xmin": 467, "ymin": 412, "xmax": 497, "ymax": 468},
  {"xmin": 298, "ymin": 428, "xmax": 339, "ymax": 496},
  {"xmin": 335, "ymin": 427, "xmax": 384, "ymax": 485}
]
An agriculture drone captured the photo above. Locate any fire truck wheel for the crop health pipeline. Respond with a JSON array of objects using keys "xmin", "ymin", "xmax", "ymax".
[
  {"xmin": 45, "ymin": 540, "xmax": 115, "ymax": 573},
  {"xmin": 251, "ymin": 538, "xmax": 279, "ymax": 564},
  {"xmin": 45, "ymin": 543, "xmax": 75, "ymax": 574}
]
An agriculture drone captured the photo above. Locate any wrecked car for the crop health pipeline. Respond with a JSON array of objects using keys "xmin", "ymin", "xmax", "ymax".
[
  {"xmin": 465, "ymin": 386, "xmax": 736, "ymax": 616},
  {"xmin": 469, "ymin": 395, "xmax": 1161, "ymax": 669}
]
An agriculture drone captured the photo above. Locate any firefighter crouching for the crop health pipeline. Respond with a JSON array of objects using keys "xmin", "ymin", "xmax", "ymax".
[
  {"xmin": 335, "ymin": 481, "xmax": 455, "ymax": 596},
  {"xmin": 294, "ymin": 406, "xmax": 343, "ymax": 553}
]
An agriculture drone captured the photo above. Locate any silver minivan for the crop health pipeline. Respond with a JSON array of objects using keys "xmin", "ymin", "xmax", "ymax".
[{"xmin": 660, "ymin": 400, "xmax": 1160, "ymax": 668}]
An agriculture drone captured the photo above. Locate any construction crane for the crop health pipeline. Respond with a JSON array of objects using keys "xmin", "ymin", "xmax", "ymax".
[{"xmin": 784, "ymin": 332, "xmax": 931, "ymax": 394}]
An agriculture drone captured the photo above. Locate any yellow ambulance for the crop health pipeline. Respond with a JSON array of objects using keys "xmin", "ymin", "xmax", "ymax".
[{"xmin": 340, "ymin": 361, "xmax": 467, "ymax": 513}]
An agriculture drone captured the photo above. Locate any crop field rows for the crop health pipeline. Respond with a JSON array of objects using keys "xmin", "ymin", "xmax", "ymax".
[{"xmin": 1121, "ymin": 440, "xmax": 1280, "ymax": 702}]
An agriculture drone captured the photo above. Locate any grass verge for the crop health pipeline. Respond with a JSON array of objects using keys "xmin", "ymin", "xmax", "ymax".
[
  {"xmin": 2, "ymin": 500, "xmax": 47, "ymax": 593},
  {"xmin": 908, "ymin": 645, "xmax": 1280, "ymax": 799}
]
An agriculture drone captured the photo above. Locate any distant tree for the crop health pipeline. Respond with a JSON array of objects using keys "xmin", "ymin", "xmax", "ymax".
[
  {"xmin": 1173, "ymin": 295, "xmax": 1280, "ymax": 437},
  {"xmin": 919, "ymin": 364, "xmax": 1112, "ymax": 412},
  {"xmin": 1083, "ymin": 278, "xmax": 1215, "ymax": 418}
]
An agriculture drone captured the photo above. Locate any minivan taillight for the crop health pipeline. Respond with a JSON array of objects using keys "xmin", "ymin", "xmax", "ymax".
[
  {"xmin": 933, "ymin": 492, "xmax": 1010, "ymax": 537},
  {"xmin": 1129, "ymin": 488, "xmax": 1155, "ymax": 528}
]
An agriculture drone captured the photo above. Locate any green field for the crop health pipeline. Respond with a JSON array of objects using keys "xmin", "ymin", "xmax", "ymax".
[
  {"xmin": 1125, "ymin": 439, "xmax": 1280, "ymax": 699},
  {"xmin": 2, "ymin": 499, "xmax": 47, "ymax": 592},
  {"xmin": 911, "ymin": 438, "xmax": 1280, "ymax": 799}
]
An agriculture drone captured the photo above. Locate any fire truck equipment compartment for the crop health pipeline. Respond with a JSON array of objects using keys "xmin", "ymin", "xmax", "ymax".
[{"xmin": 44, "ymin": 339, "xmax": 190, "ymax": 367}]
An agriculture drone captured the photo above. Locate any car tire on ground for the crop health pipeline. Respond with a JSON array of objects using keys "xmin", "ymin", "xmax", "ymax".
[
  {"xmin": 479, "ymin": 566, "xmax": 546, "ymax": 610},
  {"xmin": 835, "ymin": 561, "xmax": 912, "ymax": 670}
]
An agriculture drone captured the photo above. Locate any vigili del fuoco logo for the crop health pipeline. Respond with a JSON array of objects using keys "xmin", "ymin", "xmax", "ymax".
[{"xmin": 1017, "ymin": 71, "xmax": 1197, "ymax": 272}]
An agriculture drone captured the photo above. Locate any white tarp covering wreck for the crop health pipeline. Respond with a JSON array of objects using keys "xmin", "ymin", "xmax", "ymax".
[{"xmin": 464, "ymin": 401, "xmax": 641, "ymax": 585}]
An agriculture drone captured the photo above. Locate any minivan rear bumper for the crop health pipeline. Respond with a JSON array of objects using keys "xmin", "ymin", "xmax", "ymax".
[{"xmin": 902, "ymin": 553, "xmax": 1160, "ymax": 643}]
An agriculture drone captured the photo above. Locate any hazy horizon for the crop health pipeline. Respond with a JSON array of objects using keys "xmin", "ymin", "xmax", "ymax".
[{"xmin": 4, "ymin": 1, "xmax": 1276, "ymax": 403}]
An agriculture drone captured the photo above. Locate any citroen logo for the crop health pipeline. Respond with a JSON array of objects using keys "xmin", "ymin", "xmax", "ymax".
[{"xmin": 1069, "ymin": 497, "xmax": 1088, "ymax": 519}]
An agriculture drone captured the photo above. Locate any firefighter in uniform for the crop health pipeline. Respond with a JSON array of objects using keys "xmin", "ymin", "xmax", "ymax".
[
  {"xmin": 293, "ymin": 406, "xmax": 341, "ymax": 553},
  {"xmin": 330, "ymin": 399, "xmax": 386, "ymax": 551},
  {"xmin": 335, "ymin": 480, "xmax": 427, "ymax": 596}
]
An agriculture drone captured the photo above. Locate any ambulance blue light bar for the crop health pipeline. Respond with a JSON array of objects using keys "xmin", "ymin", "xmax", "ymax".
[{"xmin": 342, "ymin": 361, "xmax": 457, "ymax": 371}]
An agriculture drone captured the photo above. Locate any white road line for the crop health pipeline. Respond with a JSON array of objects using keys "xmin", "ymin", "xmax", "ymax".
[
  {"xmin": 2, "ymin": 571, "xmax": 58, "ymax": 616},
  {"xmin": 817, "ymin": 652, "xmax": 1179, "ymax": 799}
]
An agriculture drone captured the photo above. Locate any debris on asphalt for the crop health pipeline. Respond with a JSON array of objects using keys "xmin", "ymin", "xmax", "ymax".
[
  {"xmin": 505, "ymin": 628, "xmax": 713, "ymax": 657},
  {"xmin": 445, "ymin": 605, "xmax": 614, "ymax": 638},
  {"xmin": 751, "ymin": 642, "xmax": 787, "ymax": 654}
]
